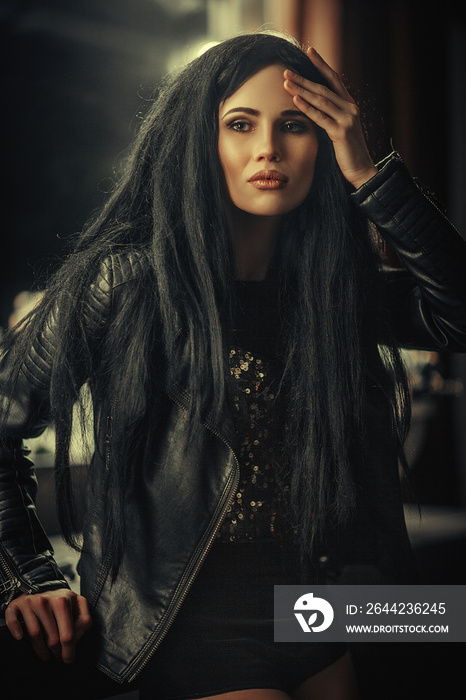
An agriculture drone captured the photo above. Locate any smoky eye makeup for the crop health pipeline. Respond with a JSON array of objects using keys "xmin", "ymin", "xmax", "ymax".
[
  {"xmin": 226, "ymin": 119, "xmax": 253, "ymax": 132},
  {"xmin": 224, "ymin": 117, "xmax": 311, "ymax": 135},
  {"xmin": 280, "ymin": 119, "xmax": 311, "ymax": 133}
]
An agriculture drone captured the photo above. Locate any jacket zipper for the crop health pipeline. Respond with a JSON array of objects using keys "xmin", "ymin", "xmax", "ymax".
[
  {"xmin": 418, "ymin": 187, "xmax": 463, "ymax": 238},
  {"xmin": 87, "ymin": 399, "xmax": 118, "ymax": 609},
  {"xmin": 380, "ymin": 150, "xmax": 462, "ymax": 237},
  {"xmin": 0, "ymin": 543, "xmax": 34, "ymax": 608},
  {"xmin": 122, "ymin": 385, "xmax": 240, "ymax": 682},
  {"xmin": 0, "ymin": 442, "xmax": 38, "ymax": 607}
]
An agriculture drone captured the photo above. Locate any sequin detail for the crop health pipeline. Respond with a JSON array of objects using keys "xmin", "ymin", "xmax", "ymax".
[{"xmin": 217, "ymin": 346, "xmax": 290, "ymax": 542}]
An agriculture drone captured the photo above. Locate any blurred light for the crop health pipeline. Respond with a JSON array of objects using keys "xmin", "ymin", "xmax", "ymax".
[
  {"xmin": 166, "ymin": 38, "xmax": 221, "ymax": 73},
  {"xmin": 196, "ymin": 40, "xmax": 221, "ymax": 56}
]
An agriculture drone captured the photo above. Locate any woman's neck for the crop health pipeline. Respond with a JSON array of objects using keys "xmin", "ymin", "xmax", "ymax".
[{"xmin": 229, "ymin": 208, "xmax": 282, "ymax": 281}]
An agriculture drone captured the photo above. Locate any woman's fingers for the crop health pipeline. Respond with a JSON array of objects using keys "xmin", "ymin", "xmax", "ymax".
[
  {"xmin": 4, "ymin": 599, "xmax": 24, "ymax": 641},
  {"xmin": 285, "ymin": 79, "xmax": 358, "ymax": 133},
  {"xmin": 42, "ymin": 594, "xmax": 76, "ymax": 663},
  {"xmin": 283, "ymin": 68, "xmax": 358, "ymax": 132},
  {"xmin": 283, "ymin": 50, "xmax": 377, "ymax": 189},
  {"xmin": 6, "ymin": 595, "xmax": 54, "ymax": 661},
  {"xmin": 5, "ymin": 588, "xmax": 92, "ymax": 663},
  {"xmin": 73, "ymin": 593, "xmax": 93, "ymax": 641},
  {"xmin": 306, "ymin": 46, "xmax": 354, "ymax": 102}
]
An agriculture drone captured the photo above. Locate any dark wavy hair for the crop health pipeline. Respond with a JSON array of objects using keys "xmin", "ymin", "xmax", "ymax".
[{"xmin": 0, "ymin": 32, "xmax": 410, "ymax": 575}]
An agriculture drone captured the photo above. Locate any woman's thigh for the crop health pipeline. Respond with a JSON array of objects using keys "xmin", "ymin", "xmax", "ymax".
[
  {"xmin": 292, "ymin": 650, "xmax": 360, "ymax": 700},
  {"xmin": 179, "ymin": 651, "xmax": 359, "ymax": 700}
]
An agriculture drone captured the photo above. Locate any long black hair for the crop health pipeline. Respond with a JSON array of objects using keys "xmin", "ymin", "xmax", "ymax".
[{"xmin": 0, "ymin": 32, "xmax": 410, "ymax": 573}]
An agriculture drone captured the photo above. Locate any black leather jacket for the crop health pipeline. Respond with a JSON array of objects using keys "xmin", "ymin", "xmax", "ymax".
[{"xmin": 1, "ymin": 154, "xmax": 466, "ymax": 683}]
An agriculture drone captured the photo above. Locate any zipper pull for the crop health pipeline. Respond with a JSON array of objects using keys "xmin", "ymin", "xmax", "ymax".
[
  {"xmin": 0, "ymin": 576, "xmax": 28, "ymax": 609},
  {"xmin": 0, "ymin": 577, "xmax": 20, "ymax": 596}
]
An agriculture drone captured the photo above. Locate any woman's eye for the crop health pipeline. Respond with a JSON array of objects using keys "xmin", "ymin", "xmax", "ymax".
[
  {"xmin": 228, "ymin": 120, "xmax": 252, "ymax": 132},
  {"xmin": 282, "ymin": 121, "xmax": 308, "ymax": 133}
]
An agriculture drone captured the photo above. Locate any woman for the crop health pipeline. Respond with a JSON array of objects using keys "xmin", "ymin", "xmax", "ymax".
[{"xmin": 1, "ymin": 32, "xmax": 466, "ymax": 700}]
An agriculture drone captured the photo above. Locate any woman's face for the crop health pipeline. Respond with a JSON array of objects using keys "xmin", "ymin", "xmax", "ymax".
[{"xmin": 218, "ymin": 64, "xmax": 319, "ymax": 219}]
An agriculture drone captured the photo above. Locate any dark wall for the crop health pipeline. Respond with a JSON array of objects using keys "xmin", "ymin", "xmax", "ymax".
[{"xmin": 341, "ymin": 0, "xmax": 459, "ymax": 194}]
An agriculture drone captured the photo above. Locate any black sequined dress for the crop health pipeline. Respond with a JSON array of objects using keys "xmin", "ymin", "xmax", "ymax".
[{"xmin": 217, "ymin": 347, "xmax": 292, "ymax": 542}]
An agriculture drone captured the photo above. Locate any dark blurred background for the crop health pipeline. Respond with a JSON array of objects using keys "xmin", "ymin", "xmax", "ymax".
[{"xmin": 1, "ymin": 1, "xmax": 466, "ymax": 697}]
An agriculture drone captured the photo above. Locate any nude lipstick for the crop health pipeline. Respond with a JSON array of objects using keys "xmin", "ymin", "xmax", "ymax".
[{"xmin": 248, "ymin": 170, "xmax": 289, "ymax": 190}]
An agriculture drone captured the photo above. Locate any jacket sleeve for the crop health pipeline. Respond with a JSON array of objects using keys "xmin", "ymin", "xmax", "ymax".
[
  {"xmin": 351, "ymin": 152, "xmax": 466, "ymax": 351},
  {"xmin": 0, "ymin": 254, "xmax": 129, "ymax": 610}
]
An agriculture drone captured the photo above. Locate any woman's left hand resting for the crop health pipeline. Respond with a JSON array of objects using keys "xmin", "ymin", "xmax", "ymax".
[
  {"xmin": 284, "ymin": 47, "xmax": 378, "ymax": 190},
  {"xmin": 5, "ymin": 588, "xmax": 92, "ymax": 664}
]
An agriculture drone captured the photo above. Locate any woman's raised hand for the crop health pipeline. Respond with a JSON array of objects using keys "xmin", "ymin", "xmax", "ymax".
[
  {"xmin": 5, "ymin": 588, "xmax": 92, "ymax": 663},
  {"xmin": 284, "ymin": 47, "xmax": 378, "ymax": 190}
]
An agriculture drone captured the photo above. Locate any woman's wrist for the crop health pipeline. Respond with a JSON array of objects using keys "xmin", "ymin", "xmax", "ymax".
[{"xmin": 349, "ymin": 165, "xmax": 379, "ymax": 190}]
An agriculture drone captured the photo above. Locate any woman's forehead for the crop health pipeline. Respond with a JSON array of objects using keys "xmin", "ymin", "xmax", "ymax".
[{"xmin": 219, "ymin": 64, "xmax": 292, "ymax": 111}]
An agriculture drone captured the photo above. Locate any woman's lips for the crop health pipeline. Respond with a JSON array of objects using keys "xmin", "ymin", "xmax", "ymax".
[{"xmin": 248, "ymin": 170, "xmax": 288, "ymax": 190}]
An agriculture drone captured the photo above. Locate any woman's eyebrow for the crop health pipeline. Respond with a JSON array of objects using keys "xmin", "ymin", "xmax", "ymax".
[
  {"xmin": 221, "ymin": 107, "xmax": 307, "ymax": 120},
  {"xmin": 221, "ymin": 107, "xmax": 259, "ymax": 119}
]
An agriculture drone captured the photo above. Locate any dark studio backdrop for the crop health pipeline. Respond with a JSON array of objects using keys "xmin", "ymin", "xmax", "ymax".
[{"xmin": 1, "ymin": 1, "xmax": 466, "ymax": 697}]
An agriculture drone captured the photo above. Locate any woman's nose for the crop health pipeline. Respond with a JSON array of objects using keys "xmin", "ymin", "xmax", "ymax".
[{"xmin": 254, "ymin": 126, "xmax": 281, "ymax": 161}]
